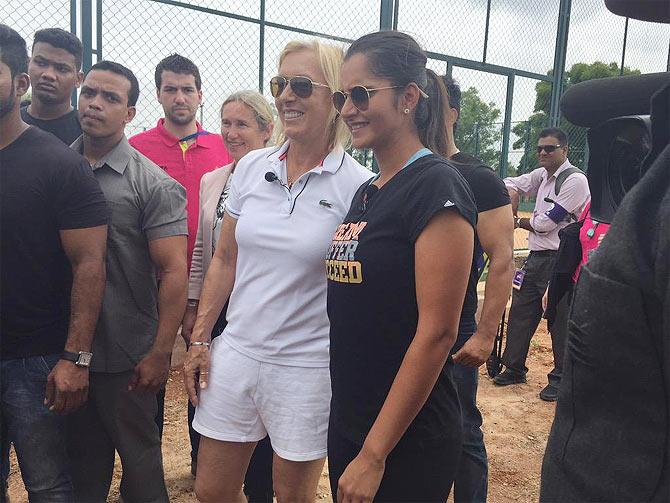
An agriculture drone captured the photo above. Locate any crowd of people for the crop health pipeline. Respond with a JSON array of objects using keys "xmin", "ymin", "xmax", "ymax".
[{"xmin": 1, "ymin": 22, "xmax": 596, "ymax": 503}]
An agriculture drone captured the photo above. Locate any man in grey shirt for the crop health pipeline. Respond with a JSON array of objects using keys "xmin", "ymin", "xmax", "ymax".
[{"xmin": 67, "ymin": 60, "xmax": 188, "ymax": 502}]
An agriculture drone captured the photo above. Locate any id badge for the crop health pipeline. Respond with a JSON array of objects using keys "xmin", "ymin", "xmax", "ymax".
[{"xmin": 512, "ymin": 268, "xmax": 526, "ymax": 290}]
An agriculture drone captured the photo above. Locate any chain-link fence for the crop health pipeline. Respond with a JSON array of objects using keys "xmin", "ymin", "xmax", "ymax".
[{"xmin": 4, "ymin": 0, "xmax": 670, "ymax": 173}]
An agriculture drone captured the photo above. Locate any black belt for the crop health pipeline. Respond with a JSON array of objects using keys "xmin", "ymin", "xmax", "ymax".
[{"xmin": 529, "ymin": 249, "xmax": 558, "ymax": 257}]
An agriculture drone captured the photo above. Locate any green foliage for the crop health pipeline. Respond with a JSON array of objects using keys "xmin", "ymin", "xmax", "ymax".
[
  {"xmin": 455, "ymin": 87, "xmax": 502, "ymax": 170},
  {"xmin": 350, "ymin": 148, "xmax": 375, "ymax": 171},
  {"xmin": 513, "ymin": 61, "xmax": 641, "ymax": 174}
]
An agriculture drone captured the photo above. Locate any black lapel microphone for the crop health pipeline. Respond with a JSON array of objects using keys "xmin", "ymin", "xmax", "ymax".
[{"xmin": 265, "ymin": 171, "xmax": 291, "ymax": 192}]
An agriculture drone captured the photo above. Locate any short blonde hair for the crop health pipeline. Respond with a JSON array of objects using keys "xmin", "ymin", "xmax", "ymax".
[
  {"xmin": 273, "ymin": 40, "xmax": 351, "ymax": 150},
  {"xmin": 221, "ymin": 90, "xmax": 274, "ymax": 145}
]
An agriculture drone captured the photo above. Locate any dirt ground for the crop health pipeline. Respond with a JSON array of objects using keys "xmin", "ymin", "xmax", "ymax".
[{"xmin": 7, "ymin": 319, "xmax": 556, "ymax": 503}]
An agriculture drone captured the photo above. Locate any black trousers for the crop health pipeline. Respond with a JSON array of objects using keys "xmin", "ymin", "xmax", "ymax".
[
  {"xmin": 502, "ymin": 251, "xmax": 556, "ymax": 374},
  {"xmin": 547, "ymin": 287, "xmax": 572, "ymax": 387},
  {"xmin": 328, "ymin": 427, "xmax": 461, "ymax": 502}
]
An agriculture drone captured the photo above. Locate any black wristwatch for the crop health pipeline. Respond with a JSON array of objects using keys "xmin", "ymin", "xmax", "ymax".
[{"xmin": 61, "ymin": 350, "xmax": 93, "ymax": 368}]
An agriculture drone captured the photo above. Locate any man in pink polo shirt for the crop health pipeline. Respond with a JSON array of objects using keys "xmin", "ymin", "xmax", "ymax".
[
  {"xmin": 130, "ymin": 54, "xmax": 231, "ymax": 273},
  {"xmin": 129, "ymin": 54, "xmax": 230, "ymax": 458}
]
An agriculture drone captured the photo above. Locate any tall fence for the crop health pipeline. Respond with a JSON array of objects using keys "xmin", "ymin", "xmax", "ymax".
[{"xmin": 5, "ymin": 0, "xmax": 669, "ymax": 176}]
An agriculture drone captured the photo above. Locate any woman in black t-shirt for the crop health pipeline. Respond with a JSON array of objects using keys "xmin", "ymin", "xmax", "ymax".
[{"xmin": 327, "ymin": 31, "xmax": 478, "ymax": 502}]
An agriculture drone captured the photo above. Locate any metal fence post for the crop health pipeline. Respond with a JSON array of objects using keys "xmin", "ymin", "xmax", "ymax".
[
  {"xmin": 499, "ymin": 74, "xmax": 514, "ymax": 178},
  {"xmin": 380, "ymin": 0, "xmax": 394, "ymax": 30},
  {"xmin": 549, "ymin": 0, "xmax": 571, "ymax": 127},
  {"xmin": 523, "ymin": 121, "xmax": 531, "ymax": 174},
  {"xmin": 81, "ymin": 0, "xmax": 94, "ymax": 73},
  {"xmin": 96, "ymin": 0, "xmax": 103, "ymax": 61},
  {"xmin": 392, "ymin": 0, "xmax": 400, "ymax": 30},
  {"xmin": 620, "ymin": 17, "xmax": 629, "ymax": 75},
  {"xmin": 70, "ymin": 0, "xmax": 78, "ymax": 107},
  {"xmin": 482, "ymin": 0, "xmax": 492, "ymax": 63},
  {"xmin": 259, "ymin": 0, "xmax": 265, "ymax": 93}
]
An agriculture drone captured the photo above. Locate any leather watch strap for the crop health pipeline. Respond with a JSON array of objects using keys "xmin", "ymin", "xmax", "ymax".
[{"xmin": 60, "ymin": 350, "xmax": 80, "ymax": 363}]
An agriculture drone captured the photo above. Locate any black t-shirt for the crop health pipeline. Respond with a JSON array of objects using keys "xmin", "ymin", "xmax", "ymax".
[
  {"xmin": 327, "ymin": 154, "xmax": 478, "ymax": 444},
  {"xmin": 0, "ymin": 127, "xmax": 109, "ymax": 359},
  {"xmin": 449, "ymin": 151, "xmax": 510, "ymax": 343},
  {"xmin": 21, "ymin": 106, "xmax": 82, "ymax": 145}
]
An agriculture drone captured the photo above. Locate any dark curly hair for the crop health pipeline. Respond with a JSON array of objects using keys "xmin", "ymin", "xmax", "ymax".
[
  {"xmin": 88, "ymin": 60, "xmax": 140, "ymax": 106},
  {"xmin": 33, "ymin": 28, "xmax": 83, "ymax": 70},
  {"xmin": 155, "ymin": 53, "xmax": 201, "ymax": 91}
]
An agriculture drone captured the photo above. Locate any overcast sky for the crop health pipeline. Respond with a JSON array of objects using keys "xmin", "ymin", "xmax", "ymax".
[{"xmin": 5, "ymin": 0, "xmax": 669, "ymax": 160}]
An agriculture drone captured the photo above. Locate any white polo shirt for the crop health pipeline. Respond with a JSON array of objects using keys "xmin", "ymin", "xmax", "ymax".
[{"xmin": 223, "ymin": 141, "xmax": 372, "ymax": 367}]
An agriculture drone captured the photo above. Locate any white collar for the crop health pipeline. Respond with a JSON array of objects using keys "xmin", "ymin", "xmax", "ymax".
[{"xmin": 266, "ymin": 140, "xmax": 346, "ymax": 176}]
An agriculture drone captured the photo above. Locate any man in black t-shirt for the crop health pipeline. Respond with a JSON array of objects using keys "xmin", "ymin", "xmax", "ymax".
[
  {"xmin": 20, "ymin": 28, "xmax": 83, "ymax": 144},
  {"xmin": 442, "ymin": 76, "xmax": 515, "ymax": 503},
  {"xmin": 0, "ymin": 25, "xmax": 108, "ymax": 502}
]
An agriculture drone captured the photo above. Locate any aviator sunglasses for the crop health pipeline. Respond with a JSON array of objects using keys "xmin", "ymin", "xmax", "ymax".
[
  {"xmin": 536, "ymin": 144, "xmax": 563, "ymax": 154},
  {"xmin": 269, "ymin": 75, "xmax": 330, "ymax": 99},
  {"xmin": 332, "ymin": 85, "xmax": 401, "ymax": 112},
  {"xmin": 332, "ymin": 85, "xmax": 430, "ymax": 112}
]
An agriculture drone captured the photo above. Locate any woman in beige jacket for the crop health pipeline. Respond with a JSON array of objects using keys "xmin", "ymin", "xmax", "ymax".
[{"xmin": 182, "ymin": 90, "xmax": 274, "ymax": 500}]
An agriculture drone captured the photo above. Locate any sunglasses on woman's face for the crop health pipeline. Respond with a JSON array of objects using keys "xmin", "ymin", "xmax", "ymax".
[
  {"xmin": 269, "ymin": 76, "xmax": 330, "ymax": 99},
  {"xmin": 536, "ymin": 144, "xmax": 563, "ymax": 154},
  {"xmin": 331, "ymin": 85, "xmax": 402, "ymax": 112}
]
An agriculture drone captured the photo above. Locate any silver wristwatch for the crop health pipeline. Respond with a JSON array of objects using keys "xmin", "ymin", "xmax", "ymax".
[{"xmin": 61, "ymin": 350, "xmax": 93, "ymax": 368}]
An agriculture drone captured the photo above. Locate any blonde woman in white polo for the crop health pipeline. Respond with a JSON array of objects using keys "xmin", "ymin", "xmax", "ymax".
[
  {"xmin": 183, "ymin": 40, "xmax": 371, "ymax": 502},
  {"xmin": 182, "ymin": 90, "xmax": 275, "ymax": 498}
]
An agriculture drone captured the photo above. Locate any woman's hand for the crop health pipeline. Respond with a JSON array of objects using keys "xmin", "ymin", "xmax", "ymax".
[
  {"xmin": 183, "ymin": 343, "xmax": 210, "ymax": 407},
  {"xmin": 542, "ymin": 287, "xmax": 549, "ymax": 312},
  {"xmin": 181, "ymin": 303, "xmax": 198, "ymax": 345},
  {"xmin": 337, "ymin": 448, "xmax": 385, "ymax": 503}
]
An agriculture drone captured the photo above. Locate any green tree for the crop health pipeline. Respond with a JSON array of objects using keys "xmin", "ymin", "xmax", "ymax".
[
  {"xmin": 512, "ymin": 61, "xmax": 641, "ymax": 174},
  {"xmin": 455, "ymin": 87, "xmax": 502, "ymax": 170}
]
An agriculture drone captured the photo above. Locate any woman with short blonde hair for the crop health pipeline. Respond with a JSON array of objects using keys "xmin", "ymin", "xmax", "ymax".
[
  {"xmin": 183, "ymin": 40, "xmax": 371, "ymax": 502},
  {"xmin": 182, "ymin": 89, "xmax": 275, "ymax": 500},
  {"xmin": 273, "ymin": 40, "xmax": 350, "ymax": 150}
]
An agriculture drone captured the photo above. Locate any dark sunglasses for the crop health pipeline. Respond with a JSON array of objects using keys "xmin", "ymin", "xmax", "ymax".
[
  {"xmin": 537, "ymin": 144, "xmax": 563, "ymax": 154},
  {"xmin": 332, "ymin": 84, "xmax": 430, "ymax": 113},
  {"xmin": 269, "ymin": 75, "xmax": 330, "ymax": 99},
  {"xmin": 332, "ymin": 85, "xmax": 402, "ymax": 112}
]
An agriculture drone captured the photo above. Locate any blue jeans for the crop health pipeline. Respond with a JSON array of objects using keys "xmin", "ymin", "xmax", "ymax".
[
  {"xmin": 0, "ymin": 354, "xmax": 74, "ymax": 502},
  {"xmin": 452, "ymin": 344, "xmax": 488, "ymax": 503}
]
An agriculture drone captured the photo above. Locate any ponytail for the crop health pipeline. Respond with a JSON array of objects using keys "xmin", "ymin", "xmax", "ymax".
[{"xmin": 415, "ymin": 69, "xmax": 449, "ymax": 157}]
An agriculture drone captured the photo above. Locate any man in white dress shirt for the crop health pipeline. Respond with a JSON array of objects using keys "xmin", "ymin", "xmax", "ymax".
[{"xmin": 494, "ymin": 128, "xmax": 590, "ymax": 399}]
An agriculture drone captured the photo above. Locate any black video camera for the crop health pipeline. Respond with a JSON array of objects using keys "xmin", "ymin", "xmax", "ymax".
[{"xmin": 559, "ymin": 0, "xmax": 669, "ymax": 223}]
